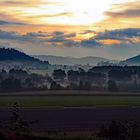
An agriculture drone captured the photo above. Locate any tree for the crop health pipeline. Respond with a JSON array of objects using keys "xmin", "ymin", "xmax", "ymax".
[
  {"xmin": 108, "ymin": 69, "xmax": 132, "ymax": 82},
  {"xmin": 78, "ymin": 68, "xmax": 85, "ymax": 73},
  {"xmin": 67, "ymin": 70, "xmax": 79, "ymax": 82},
  {"xmin": 9, "ymin": 102, "xmax": 30, "ymax": 133},
  {"xmin": 52, "ymin": 69, "xmax": 66, "ymax": 80},
  {"xmin": 98, "ymin": 121, "xmax": 140, "ymax": 140},
  {"xmin": 66, "ymin": 83, "xmax": 79, "ymax": 90},
  {"xmin": 108, "ymin": 80, "xmax": 118, "ymax": 92},
  {"xmin": 0, "ymin": 77, "xmax": 22, "ymax": 91},
  {"xmin": 79, "ymin": 81, "xmax": 84, "ymax": 90},
  {"xmin": 50, "ymin": 81, "xmax": 63, "ymax": 90},
  {"xmin": 84, "ymin": 81, "xmax": 91, "ymax": 90},
  {"xmin": 24, "ymin": 78, "xmax": 34, "ymax": 89}
]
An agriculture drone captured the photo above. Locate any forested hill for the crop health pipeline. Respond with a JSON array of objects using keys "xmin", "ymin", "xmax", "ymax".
[
  {"xmin": 0, "ymin": 48, "xmax": 38, "ymax": 62},
  {"xmin": 120, "ymin": 55, "xmax": 140, "ymax": 65},
  {"xmin": 0, "ymin": 48, "xmax": 49, "ymax": 69}
]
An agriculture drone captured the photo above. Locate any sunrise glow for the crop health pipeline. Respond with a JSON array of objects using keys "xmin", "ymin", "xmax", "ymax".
[{"xmin": 0, "ymin": 0, "xmax": 140, "ymax": 59}]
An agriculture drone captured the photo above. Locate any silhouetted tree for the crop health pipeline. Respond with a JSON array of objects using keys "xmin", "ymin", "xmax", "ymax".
[
  {"xmin": 108, "ymin": 69, "xmax": 133, "ymax": 82},
  {"xmin": 84, "ymin": 81, "xmax": 91, "ymax": 90},
  {"xmin": 98, "ymin": 120, "xmax": 140, "ymax": 140},
  {"xmin": 24, "ymin": 78, "xmax": 34, "ymax": 89},
  {"xmin": 108, "ymin": 80, "xmax": 118, "ymax": 92},
  {"xmin": 79, "ymin": 81, "xmax": 84, "ymax": 90},
  {"xmin": 7, "ymin": 102, "xmax": 32, "ymax": 134},
  {"xmin": 78, "ymin": 68, "xmax": 85, "ymax": 73},
  {"xmin": 50, "ymin": 81, "xmax": 63, "ymax": 90},
  {"xmin": 67, "ymin": 70, "xmax": 79, "ymax": 82},
  {"xmin": 67, "ymin": 83, "xmax": 79, "ymax": 90},
  {"xmin": 52, "ymin": 69, "xmax": 66, "ymax": 80},
  {"xmin": 0, "ymin": 77, "xmax": 22, "ymax": 91}
]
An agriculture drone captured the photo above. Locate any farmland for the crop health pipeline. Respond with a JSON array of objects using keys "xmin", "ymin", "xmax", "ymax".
[{"xmin": 0, "ymin": 92, "xmax": 140, "ymax": 107}]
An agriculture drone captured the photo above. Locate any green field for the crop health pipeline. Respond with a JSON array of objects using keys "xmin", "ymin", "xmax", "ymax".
[{"xmin": 0, "ymin": 95, "xmax": 140, "ymax": 107}]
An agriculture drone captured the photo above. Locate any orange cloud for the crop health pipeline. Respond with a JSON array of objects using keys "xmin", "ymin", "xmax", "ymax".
[{"xmin": 99, "ymin": 39, "xmax": 121, "ymax": 46}]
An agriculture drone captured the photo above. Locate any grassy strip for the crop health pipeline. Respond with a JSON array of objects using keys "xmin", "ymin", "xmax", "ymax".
[{"xmin": 0, "ymin": 96, "xmax": 140, "ymax": 107}]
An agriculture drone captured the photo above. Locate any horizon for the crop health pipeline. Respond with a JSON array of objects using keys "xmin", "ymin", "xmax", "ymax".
[
  {"xmin": 0, "ymin": 47, "xmax": 139, "ymax": 61},
  {"xmin": 0, "ymin": 0, "xmax": 140, "ymax": 59}
]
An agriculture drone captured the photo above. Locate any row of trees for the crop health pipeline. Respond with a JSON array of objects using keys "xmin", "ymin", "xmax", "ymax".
[
  {"xmin": 53, "ymin": 67, "xmax": 140, "ymax": 82},
  {"xmin": 1, "ymin": 66, "xmax": 140, "ymax": 92},
  {"xmin": 52, "ymin": 67, "xmax": 140, "ymax": 92}
]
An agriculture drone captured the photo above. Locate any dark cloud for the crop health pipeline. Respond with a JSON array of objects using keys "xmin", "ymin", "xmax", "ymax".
[
  {"xmin": 81, "ymin": 40, "xmax": 101, "ymax": 48},
  {"xmin": 63, "ymin": 40, "xmax": 79, "ymax": 47},
  {"xmin": 48, "ymin": 37, "xmax": 64, "ymax": 43},
  {"xmin": 46, "ymin": 32, "xmax": 76, "ymax": 45},
  {"xmin": 47, "ymin": 32, "xmax": 76, "ymax": 43},
  {"xmin": 80, "ymin": 28, "xmax": 140, "ymax": 47},
  {"xmin": 94, "ymin": 28, "xmax": 140, "ymax": 41},
  {"xmin": 0, "ymin": 30, "xmax": 42, "ymax": 41},
  {"xmin": 0, "ymin": 20, "xmax": 11, "ymax": 25},
  {"xmin": 0, "ymin": 28, "xmax": 140, "ymax": 48},
  {"xmin": 26, "ymin": 32, "xmax": 49, "ymax": 37},
  {"xmin": 0, "ymin": 30, "xmax": 23, "ymax": 40},
  {"xmin": 53, "ymin": 31, "xmax": 64, "ymax": 36},
  {"xmin": 0, "ymin": 20, "xmax": 24, "ymax": 25},
  {"xmin": 0, "ymin": 30, "xmax": 78, "ymax": 47}
]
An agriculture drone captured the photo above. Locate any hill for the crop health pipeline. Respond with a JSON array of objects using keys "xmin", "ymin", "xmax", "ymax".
[
  {"xmin": 120, "ymin": 55, "xmax": 140, "ymax": 66},
  {"xmin": 0, "ymin": 48, "xmax": 37, "ymax": 61},
  {"xmin": 33, "ymin": 55, "xmax": 109, "ymax": 66},
  {"xmin": 0, "ymin": 48, "xmax": 49, "ymax": 69}
]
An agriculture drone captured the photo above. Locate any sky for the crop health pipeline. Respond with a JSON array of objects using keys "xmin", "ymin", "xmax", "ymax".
[{"xmin": 0, "ymin": 0, "xmax": 140, "ymax": 60}]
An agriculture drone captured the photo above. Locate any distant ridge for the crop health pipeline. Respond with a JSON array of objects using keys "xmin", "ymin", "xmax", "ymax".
[
  {"xmin": 33, "ymin": 55, "xmax": 109, "ymax": 66},
  {"xmin": 120, "ymin": 55, "xmax": 140, "ymax": 65}
]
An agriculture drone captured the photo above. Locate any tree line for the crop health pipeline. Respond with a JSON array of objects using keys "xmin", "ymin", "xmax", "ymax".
[{"xmin": 1, "ymin": 66, "xmax": 140, "ymax": 92}]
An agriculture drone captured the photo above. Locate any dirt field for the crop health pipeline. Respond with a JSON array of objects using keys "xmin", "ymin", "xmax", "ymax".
[{"xmin": 0, "ymin": 108, "xmax": 140, "ymax": 132}]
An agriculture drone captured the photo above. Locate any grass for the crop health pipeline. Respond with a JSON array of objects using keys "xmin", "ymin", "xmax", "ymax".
[{"xmin": 0, "ymin": 95, "xmax": 140, "ymax": 107}]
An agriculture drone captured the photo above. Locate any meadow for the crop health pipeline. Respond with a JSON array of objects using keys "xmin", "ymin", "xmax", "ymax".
[{"xmin": 0, "ymin": 94, "xmax": 140, "ymax": 108}]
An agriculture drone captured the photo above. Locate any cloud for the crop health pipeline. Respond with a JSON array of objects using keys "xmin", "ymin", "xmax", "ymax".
[
  {"xmin": 25, "ymin": 31, "xmax": 76, "ymax": 40},
  {"xmin": 79, "ymin": 28, "xmax": 140, "ymax": 47},
  {"xmin": 105, "ymin": 0, "xmax": 140, "ymax": 18},
  {"xmin": 105, "ymin": 9, "xmax": 140, "ymax": 18},
  {"xmin": 0, "ymin": 28, "xmax": 140, "ymax": 49},
  {"xmin": 26, "ymin": 32, "xmax": 50, "ymax": 37},
  {"xmin": 46, "ymin": 32, "xmax": 77, "ymax": 45},
  {"xmin": 80, "ymin": 30, "xmax": 96, "ymax": 35},
  {"xmin": 0, "ymin": 30, "xmax": 43, "ymax": 41},
  {"xmin": 94, "ymin": 28, "xmax": 140, "ymax": 42},
  {"xmin": 0, "ymin": 1, "xmax": 27, "ymax": 5},
  {"xmin": 0, "ymin": 30, "xmax": 23, "ymax": 40},
  {"xmin": 30, "ymin": 12, "xmax": 73, "ymax": 18},
  {"xmin": 81, "ymin": 39, "xmax": 101, "ymax": 48},
  {"xmin": 53, "ymin": 31, "xmax": 64, "ymax": 36},
  {"xmin": 95, "ymin": 0, "xmax": 140, "ymax": 30},
  {"xmin": 1, "ymin": 28, "xmax": 140, "ymax": 60},
  {"xmin": 0, "ymin": 20, "xmax": 24, "ymax": 25},
  {"xmin": 0, "ymin": 13, "xmax": 26, "ymax": 25},
  {"xmin": 0, "ymin": 30, "xmax": 78, "ymax": 47},
  {"xmin": 0, "ymin": 0, "xmax": 59, "ymax": 7},
  {"xmin": 63, "ymin": 33, "xmax": 76, "ymax": 38}
]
